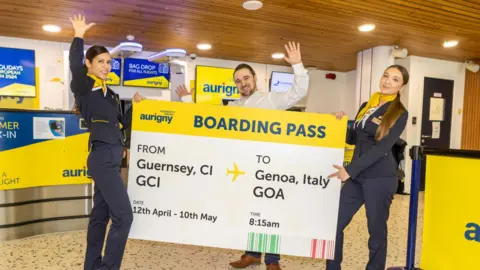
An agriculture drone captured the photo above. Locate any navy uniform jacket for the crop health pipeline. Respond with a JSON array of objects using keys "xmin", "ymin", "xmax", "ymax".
[
  {"xmin": 345, "ymin": 101, "xmax": 408, "ymax": 180},
  {"xmin": 69, "ymin": 37, "xmax": 132, "ymax": 148}
]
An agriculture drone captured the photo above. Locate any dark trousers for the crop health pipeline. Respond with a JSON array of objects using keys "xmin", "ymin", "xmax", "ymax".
[
  {"xmin": 326, "ymin": 176, "xmax": 397, "ymax": 270},
  {"xmin": 84, "ymin": 142, "xmax": 133, "ymax": 270},
  {"xmin": 245, "ymin": 251, "xmax": 280, "ymax": 264}
]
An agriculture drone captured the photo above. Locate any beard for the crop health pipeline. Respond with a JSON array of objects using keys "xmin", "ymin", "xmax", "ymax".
[{"xmin": 240, "ymin": 85, "xmax": 256, "ymax": 97}]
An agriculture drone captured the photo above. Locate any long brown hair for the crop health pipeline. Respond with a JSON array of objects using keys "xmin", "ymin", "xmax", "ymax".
[
  {"xmin": 72, "ymin": 97, "xmax": 81, "ymax": 115},
  {"xmin": 376, "ymin": 65, "xmax": 409, "ymax": 141}
]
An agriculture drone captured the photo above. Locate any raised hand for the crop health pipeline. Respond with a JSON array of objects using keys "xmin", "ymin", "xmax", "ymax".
[
  {"xmin": 132, "ymin": 92, "xmax": 146, "ymax": 103},
  {"xmin": 334, "ymin": 111, "xmax": 347, "ymax": 120},
  {"xmin": 284, "ymin": 41, "xmax": 302, "ymax": 65},
  {"xmin": 69, "ymin": 14, "xmax": 96, "ymax": 38},
  {"xmin": 175, "ymin": 84, "xmax": 192, "ymax": 98}
]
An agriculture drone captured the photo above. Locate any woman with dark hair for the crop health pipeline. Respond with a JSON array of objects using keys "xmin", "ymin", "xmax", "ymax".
[
  {"xmin": 328, "ymin": 65, "xmax": 410, "ymax": 270},
  {"xmin": 69, "ymin": 14, "xmax": 145, "ymax": 270}
]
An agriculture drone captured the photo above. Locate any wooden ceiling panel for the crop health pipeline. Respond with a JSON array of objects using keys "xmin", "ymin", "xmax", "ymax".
[{"xmin": 0, "ymin": 0, "xmax": 479, "ymax": 71}]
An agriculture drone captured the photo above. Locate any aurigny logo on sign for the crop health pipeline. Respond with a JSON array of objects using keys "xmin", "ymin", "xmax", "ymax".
[
  {"xmin": 140, "ymin": 110, "xmax": 175, "ymax": 124},
  {"xmin": 465, "ymin": 222, "xmax": 480, "ymax": 242},
  {"xmin": 0, "ymin": 96, "xmax": 25, "ymax": 104},
  {"xmin": 62, "ymin": 167, "xmax": 89, "ymax": 178},
  {"xmin": 203, "ymin": 82, "xmax": 238, "ymax": 97},
  {"xmin": 147, "ymin": 81, "xmax": 165, "ymax": 86}
]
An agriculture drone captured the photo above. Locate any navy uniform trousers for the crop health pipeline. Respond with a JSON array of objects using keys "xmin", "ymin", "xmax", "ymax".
[
  {"xmin": 326, "ymin": 175, "xmax": 397, "ymax": 270},
  {"xmin": 84, "ymin": 141, "xmax": 133, "ymax": 270}
]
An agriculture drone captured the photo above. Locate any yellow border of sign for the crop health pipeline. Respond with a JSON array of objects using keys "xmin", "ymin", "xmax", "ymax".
[
  {"xmin": 420, "ymin": 155, "xmax": 480, "ymax": 269},
  {"xmin": 132, "ymin": 99, "xmax": 348, "ymax": 149}
]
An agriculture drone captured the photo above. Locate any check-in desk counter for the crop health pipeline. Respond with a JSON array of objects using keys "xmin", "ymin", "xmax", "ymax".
[{"xmin": 0, "ymin": 108, "xmax": 92, "ymax": 241}]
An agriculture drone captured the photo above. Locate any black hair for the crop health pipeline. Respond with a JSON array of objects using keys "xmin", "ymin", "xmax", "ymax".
[
  {"xmin": 85, "ymin": 45, "xmax": 109, "ymax": 63},
  {"xmin": 234, "ymin": 63, "xmax": 256, "ymax": 78}
]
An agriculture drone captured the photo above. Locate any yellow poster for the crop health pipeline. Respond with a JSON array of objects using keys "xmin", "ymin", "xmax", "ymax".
[
  {"xmin": 420, "ymin": 155, "xmax": 480, "ymax": 269},
  {"xmin": 0, "ymin": 68, "xmax": 39, "ymax": 109},
  {"xmin": 195, "ymin": 66, "xmax": 241, "ymax": 105}
]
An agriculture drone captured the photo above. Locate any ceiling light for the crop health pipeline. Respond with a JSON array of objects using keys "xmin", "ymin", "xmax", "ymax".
[
  {"xmin": 43, "ymin": 24, "xmax": 61, "ymax": 33},
  {"xmin": 272, "ymin": 53, "xmax": 285, "ymax": 59},
  {"xmin": 443, "ymin": 40, "xmax": 458, "ymax": 48},
  {"xmin": 197, "ymin": 43, "xmax": 212, "ymax": 50},
  {"xmin": 359, "ymin": 24, "xmax": 375, "ymax": 32},
  {"xmin": 243, "ymin": 0, "xmax": 263, "ymax": 10}
]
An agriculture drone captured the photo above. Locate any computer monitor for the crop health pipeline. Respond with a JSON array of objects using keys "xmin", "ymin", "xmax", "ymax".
[{"xmin": 270, "ymin": 71, "xmax": 294, "ymax": 92}]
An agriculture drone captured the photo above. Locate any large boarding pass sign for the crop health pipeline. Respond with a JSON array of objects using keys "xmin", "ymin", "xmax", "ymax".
[{"xmin": 127, "ymin": 100, "xmax": 347, "ymax": 260}]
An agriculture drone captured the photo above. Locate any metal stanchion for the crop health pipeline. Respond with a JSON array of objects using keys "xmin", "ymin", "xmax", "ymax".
[{"xmin": 387, "ymin": 145, "xmax": 423, "ymax": 270}]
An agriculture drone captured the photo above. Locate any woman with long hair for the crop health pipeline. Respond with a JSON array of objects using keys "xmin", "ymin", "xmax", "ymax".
[
  {"xmin": 69, "ymin": 14, "xmax": 145, "ymax": 270},
  {"xmin": 328, "ymin": 65, "xmax": 410, "ymax": 270}
]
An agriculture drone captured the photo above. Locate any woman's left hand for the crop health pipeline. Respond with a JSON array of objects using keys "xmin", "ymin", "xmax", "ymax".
[
  {"xmin": 328, "ymin": 165, "xmax": 351, "ymax": 182},
  {"xmin": 133, "ymin": 92, "xmax": 146, "ymax": 103}
]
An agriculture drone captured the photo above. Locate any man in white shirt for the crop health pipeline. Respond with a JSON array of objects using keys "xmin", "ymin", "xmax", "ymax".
[
  {"xmin": 175, "ymin": 42, "xmax": 309, "ymax": 270},
  {"xmin": 176, "ymin": 42, "xmax": 309, "ymax": 112}
]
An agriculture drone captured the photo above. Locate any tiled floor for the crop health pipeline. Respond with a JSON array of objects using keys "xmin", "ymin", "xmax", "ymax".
[{"xmin": 0, "ymin": 193, "xmax": 424, "ymax": 270}]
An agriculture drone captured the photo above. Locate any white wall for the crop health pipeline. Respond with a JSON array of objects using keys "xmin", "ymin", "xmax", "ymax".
[
  {"xmin": 0, "ymin": 36, "xmax": 172, "ymax": 110},
  {"xmin": 0, "ymin": 35, "xmax": 356, "ymax": 116},
  {"xmin": 355, "ymin": 46, "xmax": 395, "ymax": 114},
  {"xmin": 395, "ymin": 56, "xmax": 465, "ymax": 192},
  {"xmin": 182, "ymin": 57, "xmax": 358, "ymax": 115},
  {"xmin": 0, "ymin": 36, "xmax": 68, "ymax": 109},
  {"xmin": 305, "ymin": 69, "xmax": 356, "ymax": 117},
  {"xmin": 345, "ymin": 70, "xmax": 357, "ymax": 117},
  {"xmin": 63, "ymin": 49, "xmax": 172, "ymax": 110}
]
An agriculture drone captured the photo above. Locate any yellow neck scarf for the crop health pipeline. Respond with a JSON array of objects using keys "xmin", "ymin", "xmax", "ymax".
[
  {"xmin": 87, "ymin": 74, "xmax": 107, "ymax": 95},
  {"xmin": 356, "ymin": 92, "xmax": 397, "ymax": 121}
]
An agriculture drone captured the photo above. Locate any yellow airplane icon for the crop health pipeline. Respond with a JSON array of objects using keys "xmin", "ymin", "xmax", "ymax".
[{"xmin": 226, "ymin": 162, "xmax": 245, "ymax": 182}]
